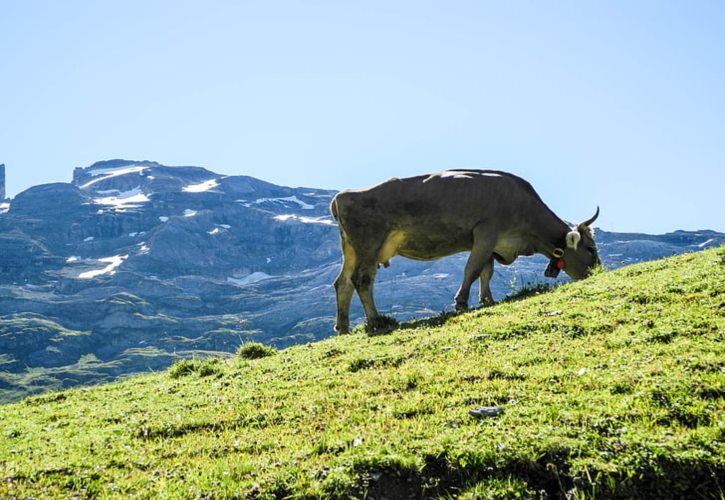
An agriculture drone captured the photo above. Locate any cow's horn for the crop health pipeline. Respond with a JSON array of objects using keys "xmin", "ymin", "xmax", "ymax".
[{"xmin": 581, "ymin": 206, "xmax": 600, "ymax": 227}]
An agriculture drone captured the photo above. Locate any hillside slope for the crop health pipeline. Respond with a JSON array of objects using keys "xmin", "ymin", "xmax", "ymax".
[{"xmin": 0, "ymin": 248, "xmax": 723, "ymax": 498}]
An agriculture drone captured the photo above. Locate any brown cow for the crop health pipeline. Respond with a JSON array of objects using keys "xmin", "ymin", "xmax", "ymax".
[{"xmin": 330, "ymin": 169, "xmax": 600, "ymax": 333}]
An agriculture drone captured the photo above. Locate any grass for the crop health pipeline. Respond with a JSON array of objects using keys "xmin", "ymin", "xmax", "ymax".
[
  {"xmin": 237, "ymin": 341, "xmax": 277, "ymax": 360},
  {"xmin": 168, "ymin": 357, "xmax": 225, "ymax": 379},
  {"xmin": 0, "ymin": 247, "xmax": 723, "ymax": 498}
]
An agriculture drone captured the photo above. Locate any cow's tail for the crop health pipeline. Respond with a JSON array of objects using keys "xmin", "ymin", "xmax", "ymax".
[
  {"xmin": 330, "ymin": 193, "xmax": 349, "ymax": 237},
  {"xmin": 330, "ymin": 193, "xmax": 340, "ymax": 222}
]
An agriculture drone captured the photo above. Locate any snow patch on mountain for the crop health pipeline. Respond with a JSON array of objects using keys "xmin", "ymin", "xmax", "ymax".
[
  {"xmin": 81, "ymin": 165, "xmax": 149, "ymax": 189},
  {"xmin": 79, "ymin": 255, "xmax": 128, "ymax": 279},
  {"xmin": 241, "ymin": 196, "xmax": 314, "ymax": 210},
  {"xmin": 0, "ymin": 203, "xmax": 9, "ymax": 214},
  {"xmin": 183, "ymin": 179, "xmax": 219, "ymax": 193},
  {"xmin": 227, "ymin": 272, "xmax": 273, "ymax": 286},
  {"xmin": 94, "ymin": 188, "xmax": 150, "ymax": 210},
  {"xmin": 273, "ymin": 214, "xmax": 335, "ymax": 225}
]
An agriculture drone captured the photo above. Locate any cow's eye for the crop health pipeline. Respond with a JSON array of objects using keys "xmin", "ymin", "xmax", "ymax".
[{"xmin": 587, "ymin": 247, "xmax": 596, "ymax": 255}]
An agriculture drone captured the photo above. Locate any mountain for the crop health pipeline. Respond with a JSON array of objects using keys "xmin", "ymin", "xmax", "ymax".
[
  {"xmin": 1, "ymin": 160, "xmax": 723, "ymax": 403},
  {"xmin": 1, "ymin": 248, "xmax": 723, "ymax": 498}
]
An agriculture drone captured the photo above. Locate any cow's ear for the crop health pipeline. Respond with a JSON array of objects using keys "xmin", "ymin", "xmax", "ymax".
[{"xmin": 566, "ymin": 230, "xmax": 581, "ymax": 249}]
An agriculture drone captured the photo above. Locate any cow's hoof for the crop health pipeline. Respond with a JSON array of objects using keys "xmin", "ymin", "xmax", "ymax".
[
  {"xmin": 364, "ymin": 315, "xmax": 398, "ymax": 335},
  {"xmin": 335, "ymin": 324, "xmax": 350, "ymax": 335},
  {"xmin": 454, "ymin": 302, "xmax": 468, "ymax": 312}
]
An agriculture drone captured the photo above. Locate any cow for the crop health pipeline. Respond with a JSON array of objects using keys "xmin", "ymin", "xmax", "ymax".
[{"xmin": 330, "ymin": 169, "xmax": 600, "ymax": 334}]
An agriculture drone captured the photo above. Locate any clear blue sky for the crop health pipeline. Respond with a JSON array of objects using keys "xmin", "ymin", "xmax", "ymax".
[{"xmin": 2, "ymin": 1, "xmax": 724, "ymax": 233}]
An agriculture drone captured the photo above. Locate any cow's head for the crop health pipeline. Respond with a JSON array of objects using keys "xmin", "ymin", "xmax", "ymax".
[{"xmin": 550, "ymin": 207, "xmax": 601, "ymax": 280}]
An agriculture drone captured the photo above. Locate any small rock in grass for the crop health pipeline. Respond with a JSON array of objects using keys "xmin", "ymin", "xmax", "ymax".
[{"xmin": 469, "ymin": 406, "xmax": 505, "ymax": 418}]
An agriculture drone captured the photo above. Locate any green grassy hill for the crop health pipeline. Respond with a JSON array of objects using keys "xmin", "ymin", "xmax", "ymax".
[{"xmin": 1, "ymin": 248, "xmax": 723, "ymax": 499}]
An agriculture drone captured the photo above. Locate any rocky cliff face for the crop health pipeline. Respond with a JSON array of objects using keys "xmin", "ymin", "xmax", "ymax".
[
  {"xmin": 0, "ymin": 164, "xmax": 6, "ymax": 201},
  {"xmin": 1, "ymin": 160, "xmax": 723, "ymax": 403}
]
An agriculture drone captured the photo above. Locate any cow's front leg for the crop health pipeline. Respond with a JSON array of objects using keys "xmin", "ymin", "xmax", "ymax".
[
  {"xmin": 479, "ymin": 257, "xmax": 495, "ymax": 305},
  {"xmin": 454, "ymin": 258, "xmax": 481, "ymax": 311}
]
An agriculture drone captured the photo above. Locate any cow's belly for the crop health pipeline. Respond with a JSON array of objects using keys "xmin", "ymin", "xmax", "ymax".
[
  {"xmin": 493, "ymin": 235, "xmax": 534, "ymax": 265},
  {"xmin": 379, "ymin": 229, "xmax": 470, "ymax": 263}
]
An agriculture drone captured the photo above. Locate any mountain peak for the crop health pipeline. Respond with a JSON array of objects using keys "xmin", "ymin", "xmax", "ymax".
[{"xmin": 86, "ymin": 159, "xmax": 162, "ymax": 170}]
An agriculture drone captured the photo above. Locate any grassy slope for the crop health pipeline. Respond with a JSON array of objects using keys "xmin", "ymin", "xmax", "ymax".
[{"xmin": 0, "ymin": 248, "xmax": 723, "ymax": 499}]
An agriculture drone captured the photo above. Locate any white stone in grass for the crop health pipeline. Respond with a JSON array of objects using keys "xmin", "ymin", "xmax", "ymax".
[{"xmin": 469, "ymin": 406, "xmax": 505, "ymax": 418}]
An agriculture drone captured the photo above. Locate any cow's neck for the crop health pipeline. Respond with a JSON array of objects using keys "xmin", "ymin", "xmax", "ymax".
[{"xmin": 532, "ymin": 215, "xmax": 572, "ymax": 259}]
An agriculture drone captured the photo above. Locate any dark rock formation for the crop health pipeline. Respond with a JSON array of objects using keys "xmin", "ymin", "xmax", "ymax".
[{"xmin": 0, "ymin": 164, "xmax": 6, "ymax": 201}]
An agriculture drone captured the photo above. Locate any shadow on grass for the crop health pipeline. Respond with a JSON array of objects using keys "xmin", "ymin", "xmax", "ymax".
[
  {"xmin": 502, "ymin": 282, "xmax": 558, "ymax": 303},
  {"xmin": 396, "ymin": 310, "xmax": 462, "ymax": 332},
  {"xmin": 288, "ymin": 444, "xmax": 724, "ymax": 499},
  {"xmin": 351, "ymin": 312, "xmax": 458, "ymax": 337},
  {"xmin": 355, "ymin": 282, "xmax": 560, "ymax": 337},
  {"xmin": 363, "ymin": 315, "xmax": 399, "ymax": 336}
]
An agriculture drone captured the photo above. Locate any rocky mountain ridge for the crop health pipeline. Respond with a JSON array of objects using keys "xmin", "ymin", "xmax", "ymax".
[{"xmin": 1, "ymin": 160, "xmax": 723, "ymax": 403}]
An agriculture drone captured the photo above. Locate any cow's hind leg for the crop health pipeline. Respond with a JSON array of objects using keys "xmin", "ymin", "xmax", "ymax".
[
  {"xmin": 334, "ymin": 238, "xmax": 357, "ymax": 334},
  {"xmin": 352, "ymin": 258, "xmax": 380, "ymax": 326},
  {"xmin": 479, "ymin": 257, "xmax": 495, "ymax": 305},
  {"xmin": 455, "ymin": 227, "xmax": 495, "ymax": 311}
]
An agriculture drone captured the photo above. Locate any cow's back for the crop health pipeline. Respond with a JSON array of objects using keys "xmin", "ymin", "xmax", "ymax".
[
  {"xmin": 331, "ymin": 170, "xmax": 551, "ymax": 261},
  {"xmin": 337, "ymin": 170, "xmax": 543, "ymax": 226}
]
